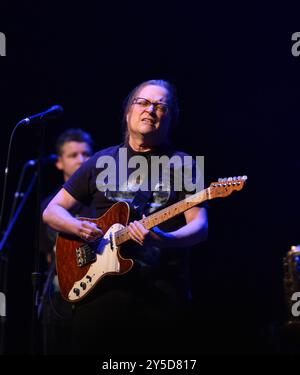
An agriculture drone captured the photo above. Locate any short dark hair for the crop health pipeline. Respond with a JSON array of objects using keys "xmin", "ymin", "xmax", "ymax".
[
  {"xmin": 122, "ymin": 79, "xmax": 179, "ymax": 143},
  {"xmin": 55, "ymin": 128, "xmax": 94, "ymax": 155}
]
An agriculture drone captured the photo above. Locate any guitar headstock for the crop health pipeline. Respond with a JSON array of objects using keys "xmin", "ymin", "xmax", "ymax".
[{"xmin": 208, "ymin": 176, "xmax": 247, "ymax": 199}]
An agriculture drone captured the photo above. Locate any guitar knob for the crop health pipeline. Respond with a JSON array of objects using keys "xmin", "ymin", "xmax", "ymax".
[
  {"xmin": 86, "ymin": 275, "xmax": 92, "ymax": 282},
  {"xmin": 73, "ymin": 288, "xmax": 80, "ymax": 296},
  {"xmin": 80, "ymin": 282, "xmax": 87, "ymax": 290}
]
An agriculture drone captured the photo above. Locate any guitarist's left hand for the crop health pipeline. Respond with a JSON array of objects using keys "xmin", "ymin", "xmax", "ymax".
[{"xmin": 128, "ymin": 216, "xmax": 170, "ymax": 248}]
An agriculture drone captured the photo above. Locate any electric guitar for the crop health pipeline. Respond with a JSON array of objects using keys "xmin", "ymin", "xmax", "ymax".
[{"xmin": 56, "ymin": 176, "xmax": 247, "ymax": 302}]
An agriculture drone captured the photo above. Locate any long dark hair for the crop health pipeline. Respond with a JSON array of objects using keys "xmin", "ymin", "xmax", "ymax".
[{"xmin": 122, "ymin": 79, "xmax": 179, "ymax": 144}]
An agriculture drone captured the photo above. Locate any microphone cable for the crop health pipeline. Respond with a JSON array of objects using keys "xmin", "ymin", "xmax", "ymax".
[{"xmin": 0, "ymin": 119, "xmax": 26, "ymax": 237}]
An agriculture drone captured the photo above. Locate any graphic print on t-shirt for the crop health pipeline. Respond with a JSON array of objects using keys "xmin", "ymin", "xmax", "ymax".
[{"xmin": 104, "ymin": 172, "xmax": 171, "ymax": 215}]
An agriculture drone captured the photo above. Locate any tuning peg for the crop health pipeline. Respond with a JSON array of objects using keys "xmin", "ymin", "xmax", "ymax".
[
  {"xmin": 218, "ymin": 178, "xmax": 222, "ymax": 183},
  {"xmin": 222, "ymin": 178, "xmax": 227, "ymax": 186},
  {"xmin": 242, "ymin": 175, "xmax": 248, "ymax": 180},
  {"xmin": 233, "ymin": 176, "xmax": 237, "ymax": 181},
  {"xmin": 227, "ymin": 177, "xmax": 233, "ymax": 182}
]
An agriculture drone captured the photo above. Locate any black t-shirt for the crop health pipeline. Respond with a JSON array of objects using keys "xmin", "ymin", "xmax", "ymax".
[{"xmin": 63, "ymin": 142, "xmax": 203, "ymax": 299}]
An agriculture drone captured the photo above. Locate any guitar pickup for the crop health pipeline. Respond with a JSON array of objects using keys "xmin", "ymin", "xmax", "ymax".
[{"xmin": 76, "ymin": 244, "xmax": 97, "ymax": 267}]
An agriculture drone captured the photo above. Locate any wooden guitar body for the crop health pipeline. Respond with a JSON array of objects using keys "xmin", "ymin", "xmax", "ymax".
[{"xmin": 56, "ymin": 201, "xmax": 131, "ymax": 302}]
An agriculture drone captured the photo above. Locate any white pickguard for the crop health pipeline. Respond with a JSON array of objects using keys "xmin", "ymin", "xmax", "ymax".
[{"xmin": 68, "ymin": 223, "xmax": 124, "ymax": 301}]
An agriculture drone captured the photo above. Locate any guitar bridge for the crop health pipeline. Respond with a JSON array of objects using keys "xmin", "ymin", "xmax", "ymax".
[{"xmin": 76, "ymin": 244, "xmax": 97, "ymax": 267}]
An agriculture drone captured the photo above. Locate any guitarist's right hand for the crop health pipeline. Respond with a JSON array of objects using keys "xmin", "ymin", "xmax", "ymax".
[{"xmin": 77, "ymin": 220, "xmax": 103, "ymax": 242}]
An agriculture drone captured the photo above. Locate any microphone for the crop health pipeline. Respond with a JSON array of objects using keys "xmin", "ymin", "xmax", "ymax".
[
  {"xmin": 26, "ymin": 154, "xmax": 58, "ymax": 167},
  {"xmin": 20, "ymin": 105, "xmax": 64, "ymax": 125}
]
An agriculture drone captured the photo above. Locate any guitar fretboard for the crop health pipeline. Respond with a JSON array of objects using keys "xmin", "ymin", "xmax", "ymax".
[{"xmin": 115, "ymin": 188, "xmax": 209, "ymax": 246}]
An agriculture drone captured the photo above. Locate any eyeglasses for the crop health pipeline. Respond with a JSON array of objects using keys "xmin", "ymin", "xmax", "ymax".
[{"xmin": 132, "ymin": 97, "xmax": 169, "ymax": 114}]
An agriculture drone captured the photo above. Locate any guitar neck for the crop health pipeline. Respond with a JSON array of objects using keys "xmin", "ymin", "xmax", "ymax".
[{"xmin": 115, "ymin": 187, "xmax": 210, "ymax": 246}]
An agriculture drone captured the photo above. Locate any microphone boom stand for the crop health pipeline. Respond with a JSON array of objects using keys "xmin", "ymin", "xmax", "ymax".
[
  {"xmin": 0, "ymin": 121, "xmax": 48, "ymax": 354},
  {"xmin": 0, "ymin": 173, "xmax": 37, "ymax": 253},
  {"xmin": 31, "ymin": 121, "xmax": 46, "ymax": 355},
  {"xmin": 0, "ymin": 106, "xmax": 62, "ymax": 355},
  {"xmin": 0, "ymin": 172, "xmax": 37, "ymax": 354}
]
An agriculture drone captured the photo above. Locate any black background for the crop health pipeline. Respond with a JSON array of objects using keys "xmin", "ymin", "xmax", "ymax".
[{"xmin": 0, "ymin": 1, "xmax": 300, "ymax": 355}]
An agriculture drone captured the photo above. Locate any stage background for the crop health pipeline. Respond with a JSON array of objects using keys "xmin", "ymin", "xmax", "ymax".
[{"xmin": 0, "ymin": 1, "xmax": 299, "ymax": 354}]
